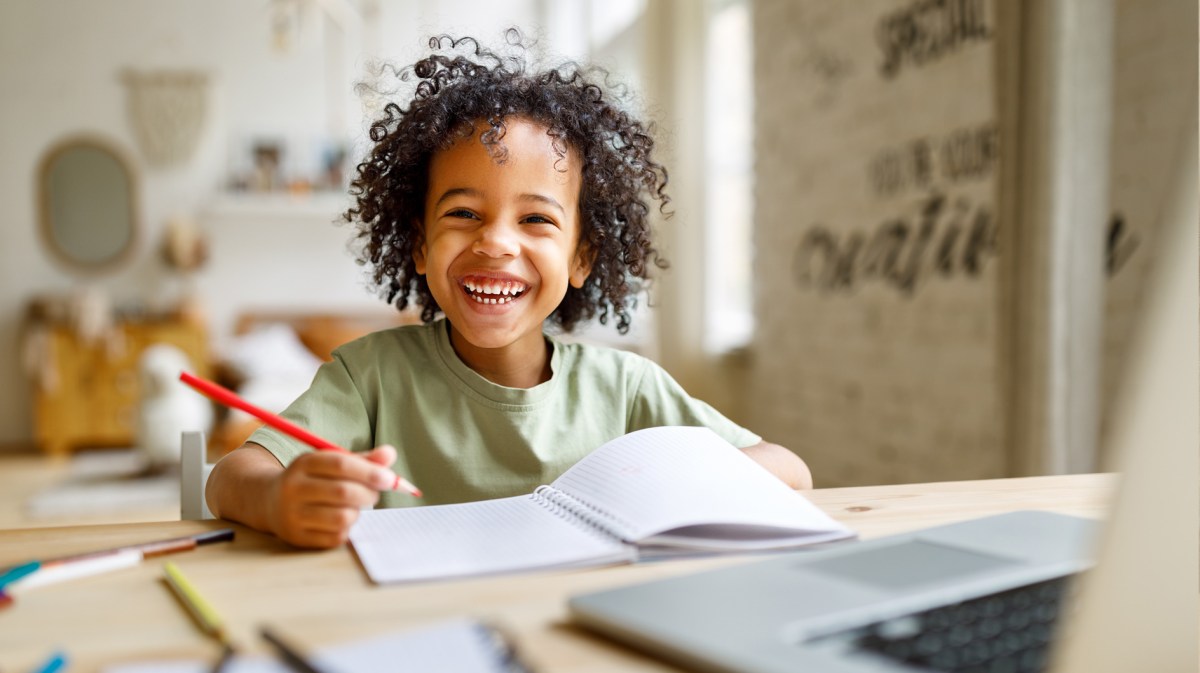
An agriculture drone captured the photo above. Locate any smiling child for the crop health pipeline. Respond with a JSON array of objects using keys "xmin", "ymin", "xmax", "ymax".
[{"xmin": 205, "ymin": 32, "xmax": 811, "ymax": 549}]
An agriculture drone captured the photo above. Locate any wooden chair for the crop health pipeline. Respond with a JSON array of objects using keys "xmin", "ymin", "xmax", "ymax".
[{"xmin": 180, "ymin": 431, "xmax": 214, "ymax": 520}]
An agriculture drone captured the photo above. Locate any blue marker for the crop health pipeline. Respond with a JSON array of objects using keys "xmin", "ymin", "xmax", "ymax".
[
  {"xmin": 0, "ymin": 561, "xmax": 39, "ymax": 590},
  {"xmin": 32, "ymin": 650, "xmax": 67, "ymax": 673}
]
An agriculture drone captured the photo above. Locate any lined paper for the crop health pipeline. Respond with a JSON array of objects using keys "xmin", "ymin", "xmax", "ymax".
[
  {"xmin": 350, "ymin": 495, "xmax": 633, "ymax": 584},
  {"xmin": 347, "ymin": 427, "xmax": 853, "ymax": 584},
  {"xmin": 549, "ymin": 427, "xmax": 851, "ymax": 549}
]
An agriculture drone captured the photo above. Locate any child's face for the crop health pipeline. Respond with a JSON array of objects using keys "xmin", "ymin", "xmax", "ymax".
[{"xmin": 415, "ymin": 117, "xmax": 592, "ymax": 355}]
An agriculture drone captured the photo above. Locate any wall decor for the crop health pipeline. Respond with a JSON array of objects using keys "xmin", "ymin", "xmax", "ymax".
[
  {"xmin": 37, "ymin": 134, "xmax": 140, "ymax": 273},
  {"xmin": 122, "ymin": 69, "xmax": 210, "ymax": 167}
]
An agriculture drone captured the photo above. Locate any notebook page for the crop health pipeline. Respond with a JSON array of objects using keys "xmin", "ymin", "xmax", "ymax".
[
  {"xmin": 349, "ymin": 495, "xmax": 633, "ymax": 584},
  {"xmin": 549, "ymin": 427, "xmax": 850, "ymax": 549}
]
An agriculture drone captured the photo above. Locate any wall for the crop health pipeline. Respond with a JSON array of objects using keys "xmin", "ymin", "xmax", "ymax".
[
  {"xmin": 1, "ymin": 0, "xmax": 1190, "ymax": 468},
  {"xmin": 1098, "ymin": 0, "xmax": 1197, "ymax": 464},
  {"xmin": 0, "ymin": 0, "xmax": 550, "ymax": 451},
  {"xmin": 749, "ymin": 0, "xmax": 1006, "ymax": 486},
  {"xmin": 747, "ymin": 0, "xmax": 1195, "ymax": 486}
]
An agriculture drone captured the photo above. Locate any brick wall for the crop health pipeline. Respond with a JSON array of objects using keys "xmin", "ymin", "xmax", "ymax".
[
  {"xmin": 747, "ymin": 0, "xmax": 1193, "ymax": 486},
  {"xmin": 748, "ymin": 0, "xmax": 1005, "ymax": 486}
]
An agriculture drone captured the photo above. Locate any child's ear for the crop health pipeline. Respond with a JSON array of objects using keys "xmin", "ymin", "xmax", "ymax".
[{"xmin": 569, "ymin": 241, "xmax": 595, "ymax": 289}]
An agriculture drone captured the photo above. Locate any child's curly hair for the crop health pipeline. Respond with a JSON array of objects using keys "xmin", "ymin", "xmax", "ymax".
[{"xmin": 344, "ymin": 30, "xmax": 669, "ymax": 335}]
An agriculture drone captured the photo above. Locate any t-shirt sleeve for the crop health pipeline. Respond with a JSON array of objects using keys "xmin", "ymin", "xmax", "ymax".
[
  {"xmin": 247, "ymin": 352, "xmax": 374, "ymax": 467},
  {"xmin": 627, "ymin": 357, "xmax": 762, "ymax": 448}
]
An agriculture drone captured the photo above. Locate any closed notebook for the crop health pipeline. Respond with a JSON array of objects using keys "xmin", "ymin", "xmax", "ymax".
[
  {"xmin": 101, "ymin": 618, "xmax": 532, "ymax": 673},
  {"xmin": 349, "ymin": 426, "xmax": 855, "ymax": 584}
]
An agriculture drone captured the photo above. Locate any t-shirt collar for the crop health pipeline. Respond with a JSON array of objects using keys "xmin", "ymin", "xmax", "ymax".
[{"xmin": 431, "ymin": 318, "xmax": 561, "ymax": 406}]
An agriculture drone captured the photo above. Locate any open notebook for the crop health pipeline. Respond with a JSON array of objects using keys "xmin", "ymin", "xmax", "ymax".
[{"xmin": 349, "ymin": 426, "xmax": 854, "ymax": 584}]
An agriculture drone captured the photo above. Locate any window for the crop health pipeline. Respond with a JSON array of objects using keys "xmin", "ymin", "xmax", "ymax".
[{"xmin": 704, "ymin": 0, "xmax": 755, "ymax": 353}]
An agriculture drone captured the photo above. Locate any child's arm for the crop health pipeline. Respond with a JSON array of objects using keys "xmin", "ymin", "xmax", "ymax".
[
  {"xmin": 740, "ymin": 442, "xmax": 814, "ymax": 490},
  {"xmin": 205, "ymin": 442, "xmax": 399, "ymax": 549}
]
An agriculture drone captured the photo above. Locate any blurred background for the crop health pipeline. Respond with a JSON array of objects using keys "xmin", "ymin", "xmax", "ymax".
[{"xmin": 0, "ymin": 0, "xmax": 1195, "ymax": 526}]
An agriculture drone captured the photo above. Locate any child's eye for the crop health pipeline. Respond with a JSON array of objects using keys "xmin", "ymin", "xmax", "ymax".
[
  {"xmin": 522, "ymin": 214, "xmax": 555, "ymax": 226},
  {"xmin": 445, "ymin": 208, "xmax": 479, "ymax": 220}
]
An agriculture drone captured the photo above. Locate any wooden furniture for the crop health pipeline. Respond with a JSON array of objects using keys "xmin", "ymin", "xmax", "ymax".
[
  {"xmin": 227, "ymin": 311, "xmax": 420, "ymax": 364},
  {"xmin": 208, "ymin": 309, "xmax": 420, "ymax": 457},
  {"xmin": 32, "ymin": 316, "xmax": 209, "ymax": 456},
  {"xmin": 0, "ymin": 474, "xmax": 1115, "ymax": 672}
]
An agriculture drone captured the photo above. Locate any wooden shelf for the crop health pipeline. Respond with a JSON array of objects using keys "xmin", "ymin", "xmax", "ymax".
[{"xmin": 201, "ymin": 191, "xmax": 351, "ymax": 219}]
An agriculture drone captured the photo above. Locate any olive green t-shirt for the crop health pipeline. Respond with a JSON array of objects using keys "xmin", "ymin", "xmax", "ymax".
[{"xmin": 250, "ymin": 319, "xmax": 760, "ymax": 507}]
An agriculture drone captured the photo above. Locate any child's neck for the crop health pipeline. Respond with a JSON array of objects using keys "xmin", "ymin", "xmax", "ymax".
[{"xmin": 447, "ymin": 325, "xmax": 553, "ymax": 389}]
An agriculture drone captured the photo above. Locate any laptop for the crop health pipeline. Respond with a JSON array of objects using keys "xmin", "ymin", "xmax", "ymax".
[
  {"xmin": 569, "ymin": 397, "xmax": 1194, "ymax": 673},
  {"xmin": 569, "ymin": 163, "xmax": 1198, "ymax": 672}
]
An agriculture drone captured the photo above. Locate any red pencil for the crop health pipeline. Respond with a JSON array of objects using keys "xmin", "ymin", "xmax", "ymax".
[{"xmin": 179, "ymin": 371, "xmax": 422, "ymax": 497}]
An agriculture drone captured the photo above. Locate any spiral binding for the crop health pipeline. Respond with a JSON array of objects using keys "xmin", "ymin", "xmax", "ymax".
[
  {"xmin": 531, "ymin": 485, "xmax": 635, "ymax": 543},
  {"xmin": 473, "ymin": 620, "xmax": 538, "ymax": 673}
]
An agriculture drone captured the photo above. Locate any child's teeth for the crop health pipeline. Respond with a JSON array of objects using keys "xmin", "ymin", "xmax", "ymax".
[{"xmin": 463, "ymin": 279, "xmax": 527, "ymax": 303}]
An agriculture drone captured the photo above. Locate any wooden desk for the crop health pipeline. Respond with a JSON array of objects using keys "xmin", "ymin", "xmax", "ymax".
[
  {"xmin": 0, "ymin": 454, "xmax": 181, "ymax": 530},
  {"xmin": 0, "ymin": 474, "xmax": 1114, "ymax": 672}
]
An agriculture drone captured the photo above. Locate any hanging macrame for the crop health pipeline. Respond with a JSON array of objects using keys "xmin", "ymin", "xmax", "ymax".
[{"xmin": 122, "ymin": 70, "xmax": 209, "ymax": 167}]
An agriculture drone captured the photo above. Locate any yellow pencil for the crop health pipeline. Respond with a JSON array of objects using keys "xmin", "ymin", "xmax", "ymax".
[{"xmin": 163, "ymin": 561, "xmax": 235, "ymax": 672}]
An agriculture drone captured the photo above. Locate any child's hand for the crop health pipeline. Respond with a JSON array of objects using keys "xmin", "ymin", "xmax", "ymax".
[{"xmin": 266, "ymin": 445, "xmax": 399, "ymax": 549}]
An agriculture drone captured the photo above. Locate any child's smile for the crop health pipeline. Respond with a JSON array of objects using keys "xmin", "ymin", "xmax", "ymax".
[
  {"xmin": 461, "ymin": 275, "xmax": 528, "ymax": 305},
  {"xmin": 415, "ymin": 117, "xmax": 592, "ymax": 386}
]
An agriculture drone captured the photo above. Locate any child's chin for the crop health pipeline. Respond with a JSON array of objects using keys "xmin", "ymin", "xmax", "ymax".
[{"xmin": 450, "ymin": 316, "xmax": 530, "ymax": 348}]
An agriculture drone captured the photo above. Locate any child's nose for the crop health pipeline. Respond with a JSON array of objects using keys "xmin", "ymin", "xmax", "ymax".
[{"xmin": 472, "ymin": 220, "xmax": 520, "ymax": 258}]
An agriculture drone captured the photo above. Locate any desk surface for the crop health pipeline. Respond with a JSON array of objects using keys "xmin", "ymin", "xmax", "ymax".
[
  {"xmin": 0, "ymin": 453, "xmax": 181, "ymax": 530},
  {"xmin": 0, "ymin": 473, "xmax": 1114, "ymax": 672}
]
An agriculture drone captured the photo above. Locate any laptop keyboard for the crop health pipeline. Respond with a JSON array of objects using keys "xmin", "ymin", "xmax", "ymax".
[{"xmin": 853, "ymin": 576, "xmax": 1071, "ymax": 673}]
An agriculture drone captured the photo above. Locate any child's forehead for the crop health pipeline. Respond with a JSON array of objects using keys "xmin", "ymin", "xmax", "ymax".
[
  {"xmin": 433, "ymin": 117, "xmax": 582, "ymax": 176},
  {"xmin": 443, "ymin": 117, "xmax": 576, "ymax": 160}
]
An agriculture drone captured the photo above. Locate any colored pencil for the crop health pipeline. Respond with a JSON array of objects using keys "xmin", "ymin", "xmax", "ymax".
[
  {"xmin": 261, "ymin": 626, "xmax": 328, "ymax": 673},
  {"xmin": 0, "ymin": 560, "xmax": 40, "ymax": 590},
  {"xmin": 0, "ymin": 529, "xmax": 235, "ymax": 578},
  {"xmin": 162, "ymin": 562, "xmax": 236, "ymax": 673},
  {"xmin": 0, "ymin": 530, "xmax": 237, "ymax": 604},
  {"xmin": 7, "ymin": 548, "xmax": 143, "ymax": 594},
  {"xmin": 178, "ymin": 370, "xmax": 421, "ymax": 497},
  {"xmin": 32, "ymin": 650, "xmax": 68, "ymax": 673},
  {"xmin": 163, "ymin": 562, "xmax": 228, "ymax": 640}
]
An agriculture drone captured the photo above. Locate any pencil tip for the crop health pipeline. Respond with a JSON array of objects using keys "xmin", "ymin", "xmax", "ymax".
[{"xmin": 395, "ymin": 477, "xmax": 422, "ymax": 498}]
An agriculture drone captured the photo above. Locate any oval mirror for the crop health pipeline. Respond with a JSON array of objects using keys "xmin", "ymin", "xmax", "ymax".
[{"xmin": 37, "ymin": 136, "xmax": 139, "ymax": 272}]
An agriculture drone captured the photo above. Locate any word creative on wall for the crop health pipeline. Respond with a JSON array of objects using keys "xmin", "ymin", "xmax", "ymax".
[
  {"xmin": 790, "ymin": 120, "xmax": 1001, "ymax": 296},
  {"xmin": 792, "ymin": 191, "xmax": 995, "ymax": 296},
  {"xmin": 792, "ymin": 202, "xmax": 1138, "ymax": 296},
  {"xmin": 877, "ymin": 0, "xmax": 993, "ymax": 79}
]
